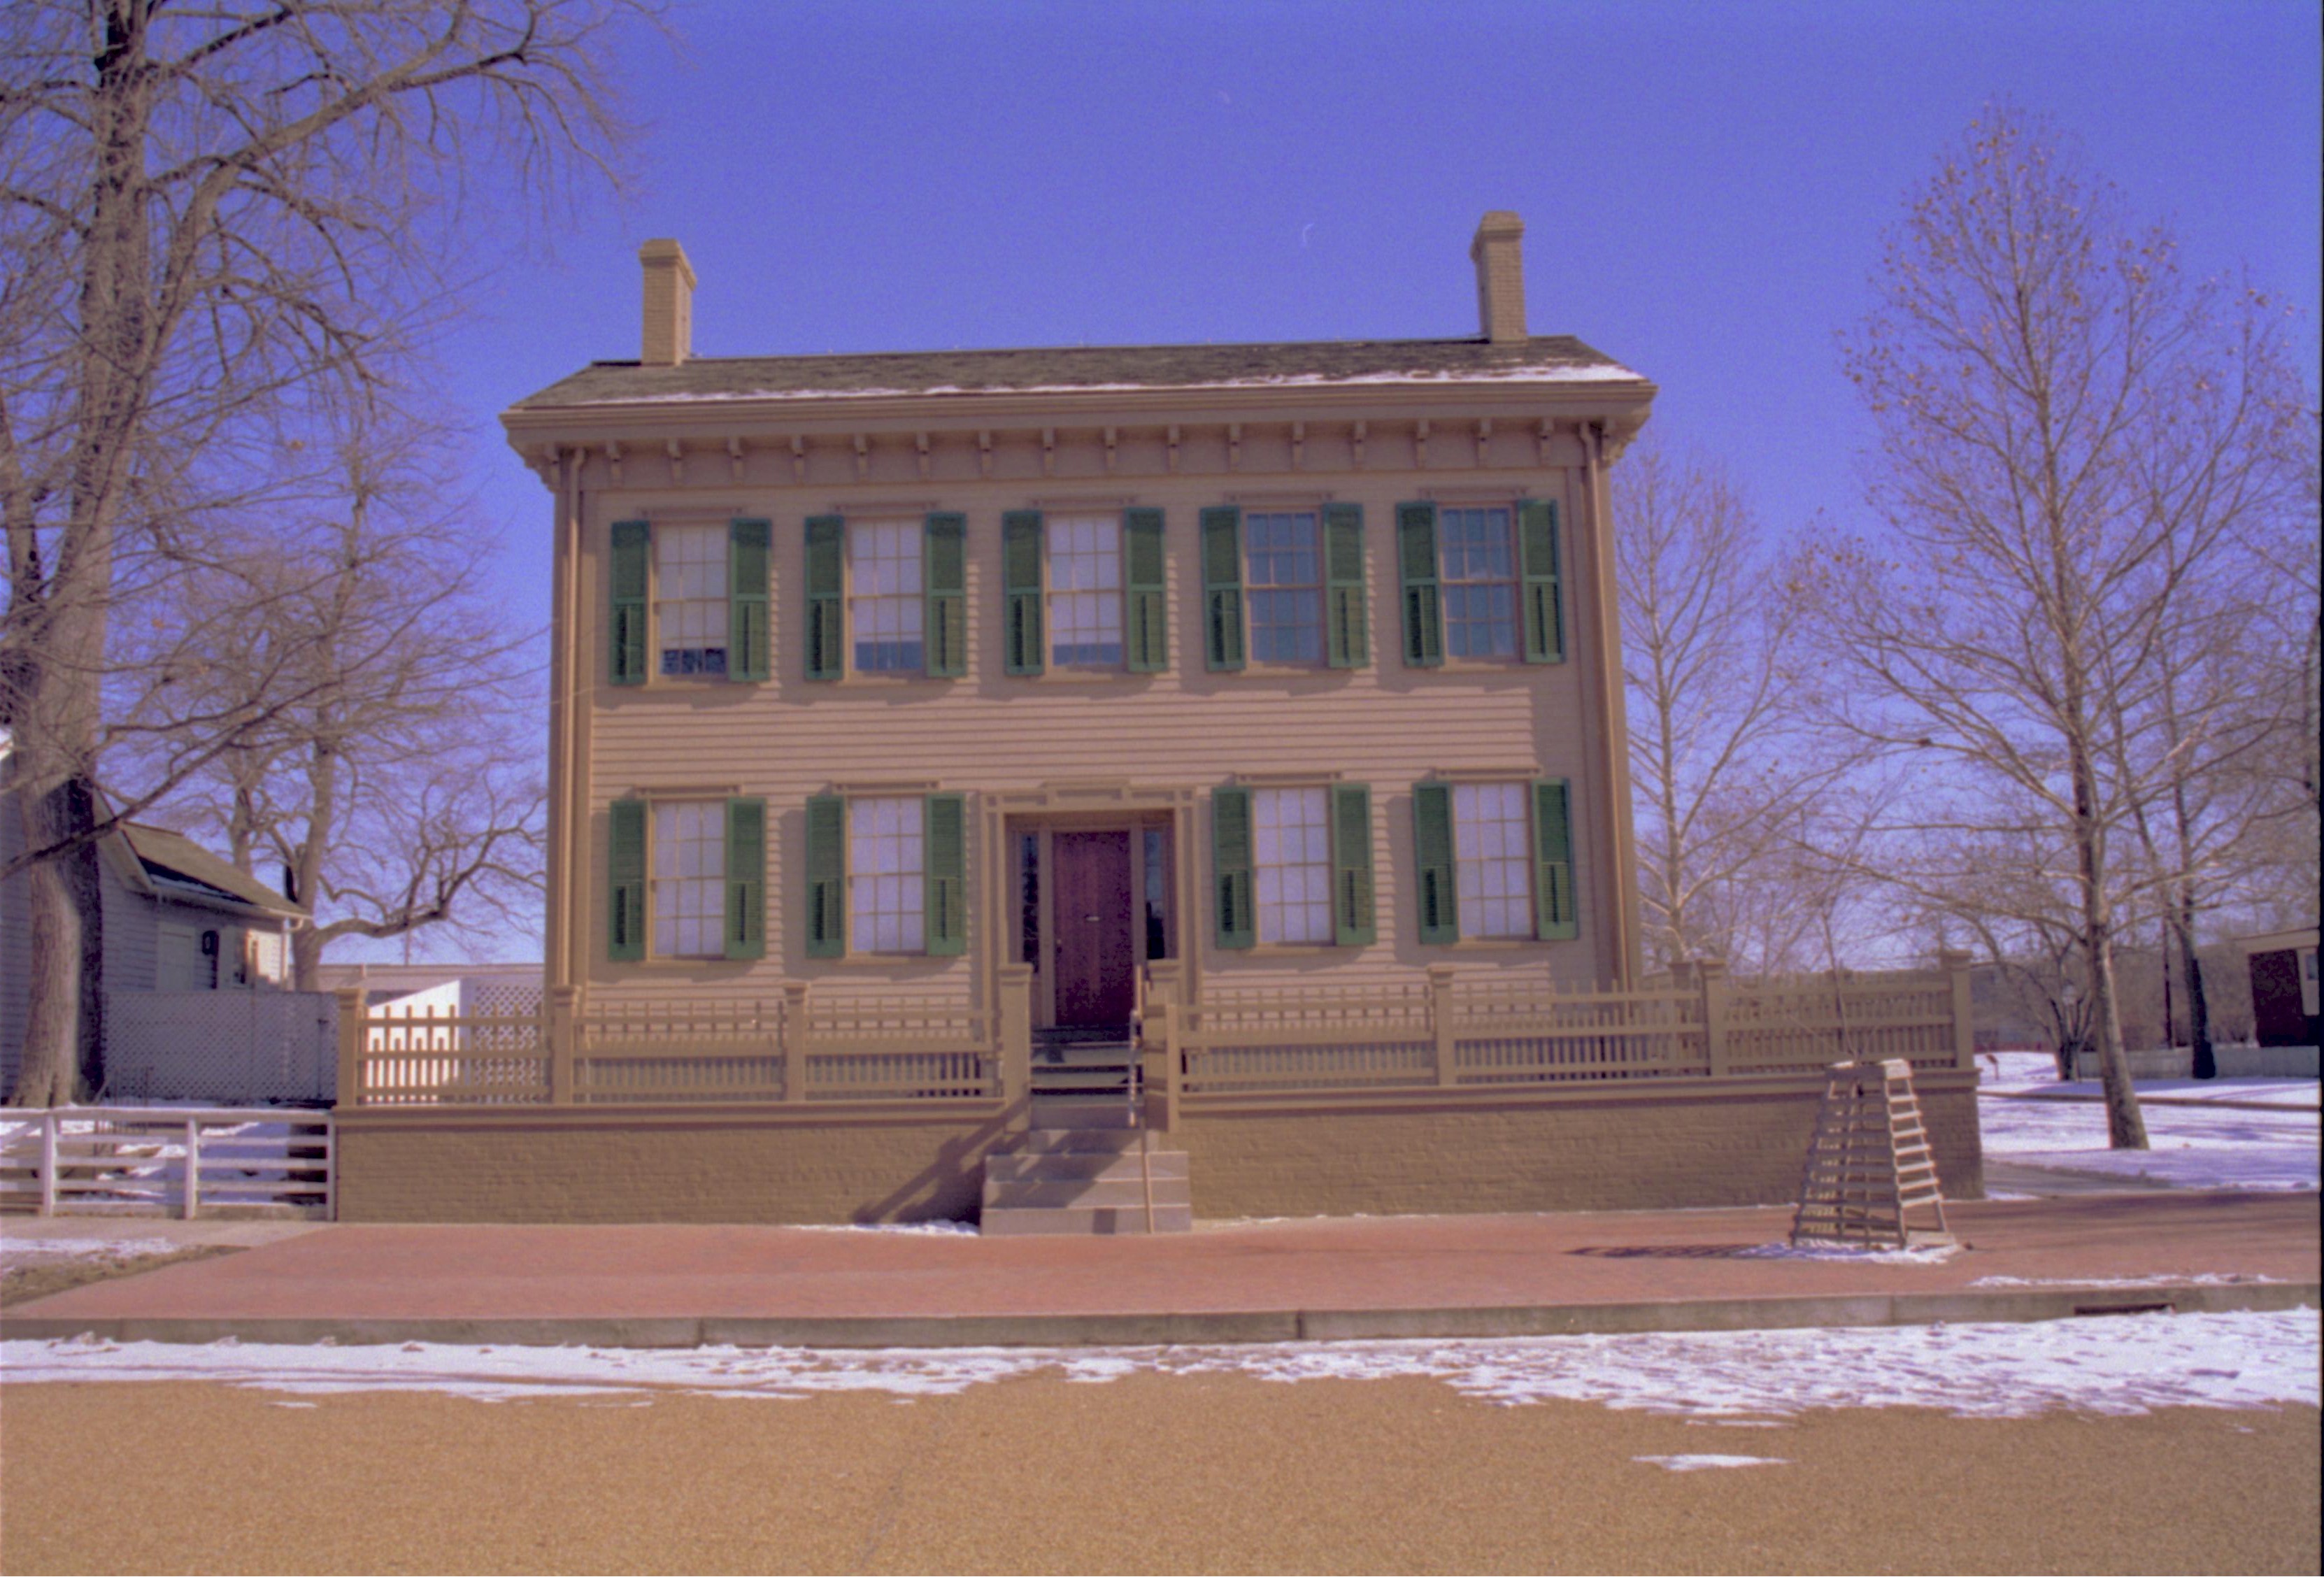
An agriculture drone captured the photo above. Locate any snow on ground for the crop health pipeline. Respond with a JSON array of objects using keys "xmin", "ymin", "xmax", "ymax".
[
  {"xmin": 1634, "ymin": 1454, "xmax": 1789, "ymax": 1471},
  {"xmin": 3, "ymin": 1310, "xmax": 2315, "ymax": 1418},
  {"xmin": 0, "ymin": 1237, "xmax": 183, "ymax": 1269},
  {"xmin": 1979, "ymin": 1089, "xmax": 2318, "ymax": 1190}
]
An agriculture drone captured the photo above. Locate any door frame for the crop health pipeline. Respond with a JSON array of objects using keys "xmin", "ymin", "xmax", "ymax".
[{"xmin": 981, "ymin": 785, "xmax": 1198, "ymax": 1032}]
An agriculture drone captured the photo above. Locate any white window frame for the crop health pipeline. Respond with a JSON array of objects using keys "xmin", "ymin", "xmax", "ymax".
[
  {"xmin": 1450, "ymin": 781, "xmax": 1531, "ymax": 939},
  {"xmin": 655, "ymin": 522, "xmax": 730, "ymax": 679},
  {"xmin": 848, "ymin": 520, "xmax": 924, "ymax": 675},
  {"xmin": 1245, "ymin": 509, "xmax": 1327, "ymax": 666},
  {"xmin": 848, "ymin": 797, "xmax": 926, "ymax": 955},
  {"xmin": 650, "ymin": 799, "xmax": 726, "ymax": 959},
  {"xmin": 1047, "ymin": 514, "xmax": 1125, "ymax": 669},
  {"xmin": 1252, "ymin": 786, "xmax": 1334, "ymax": 945},
  {"xmin": 1438, "ymin": 506, "xmax": 1520, "ymax": 661}
]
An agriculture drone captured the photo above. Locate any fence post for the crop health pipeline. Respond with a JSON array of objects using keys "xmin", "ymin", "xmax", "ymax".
[
  {"xmin": 333, "ymin": 987, "xmax": 366, "ymax": 1108},
  {"xmin": 1698, "ymin": 957, "xmax": 1730, "ymax": 1078},
  {"xmin": 1427, "ymin": 964, "xmax": 1458, "ymax": 1087},
  {"xmin": 546, "ymin": 985, "xmax": 579, "ymax": 1104},
  {"xmin": 996, "ymin": 964, "xmax": 1033, "ymax": 1128},
  {"xmin": 783, "ymin": 982, "xmax": 812, "ymax": 1104},
  {"xmin": 183, "ymin": 1118, "xmax": 201, "ymax": 1221},
  {"xmin": 1939, "ymin": 948, "xmax": 1976, "ymax": 1070},
  {"xmin": 39, "ymin": 1110, "xmax": 57, "ymax": 1216},
  {"xmin": 1143, "ymin": 961, "xmax": 1185, "ymax": 1130}
]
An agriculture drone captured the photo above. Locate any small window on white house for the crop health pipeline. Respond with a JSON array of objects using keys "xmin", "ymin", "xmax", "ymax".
[
  {"xmin": 849, "ymin": 521, "xmax": 924, "ymax": 673},
  {"xmin": 651, "ymin": 801, "xmax": 725, "ymax": 958},
  {"xmin": 1452, "ymin": 783, "xmax": 1532, "ymax": 939},
  {"xmin": 1439, "ymin": 507, "xmax": 1518, "ymax": 659},
  {"xmin": 849, "ymin": 797, "xmax": 925, "ymax": 954},
  {"xmin": 1253, "ymin": 787, "xmax": 1333, "ymax": 945},
  {"xmin": 1246, "ymin": 511, "xmax": 1325, "ymax": 664},
  {"xmin": 655, "ymin": 523, "xmax": 729, "ymax": 677},
  {"xmin": 1049, "ymin": 515, "xmax": 1124, "ymax": 667}
]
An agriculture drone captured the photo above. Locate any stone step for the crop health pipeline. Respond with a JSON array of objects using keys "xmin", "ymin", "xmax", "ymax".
[
  {"xmin": 982, "ymin": 1176, "xmax": 1194, "ymax": 1211},
  {"xmin": 983, "ymin": 1150, "xmax": 1190, "ymax": 1183},
  {"xmin": 980, "ymin": 1203, "xmax": 1194, "ymax": 1235},
  {"xmin": 1027, "ymin": 1099, "xmax": 1136, "ymax": 1129}
]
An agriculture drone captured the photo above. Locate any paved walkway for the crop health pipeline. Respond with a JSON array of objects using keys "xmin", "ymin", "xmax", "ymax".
[{"xmin": 4, "ymin": 1190, "xmax": 2314, "ymax": 1347}]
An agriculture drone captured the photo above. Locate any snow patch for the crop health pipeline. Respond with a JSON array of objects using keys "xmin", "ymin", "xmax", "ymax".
[
  {"xmin": 3, "ymin": 1311, "xmax": 2314, "ymax": 1418},
  {"xmin": 1634, "ymin": 1454, "xmax": 1789, "ymax": 1471}
]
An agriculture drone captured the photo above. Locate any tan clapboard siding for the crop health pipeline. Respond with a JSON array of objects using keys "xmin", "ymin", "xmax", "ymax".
[{"xmin": 575, "ymin": 464, "xmax": 1621, "ymax": 1008}]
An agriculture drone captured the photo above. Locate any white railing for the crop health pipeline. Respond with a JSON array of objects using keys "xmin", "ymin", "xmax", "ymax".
[{"xmin": 0, "ymin": 1106, "xmax": 333, "ymax": 1218}]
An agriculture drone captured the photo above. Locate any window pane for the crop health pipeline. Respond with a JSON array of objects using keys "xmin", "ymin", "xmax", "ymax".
[
  {"xmin": 655, "ymin": 524, "xmax": 729, "ymax": 677},
  {"xmin": 1253, "ymin": 787, "xmax": 1332, "ymax": 944},
  {"xmin": 1451, "ymin": 783, "xmax": 1530, "ymax": 938},
  {"xmin": 848, "ymin": 797, "xmax": 925, "ymax": 953},
  {"xmin": 1246, "ymin": 511, "xmax": 1323, "ymax": 664},
  {"xmin": 1439, "ymin": 508, "xmax": 1518, "ymax": 659},
  {"xmin": 849, "ymin": 522, "xmax": 925, "ymax": 672},
  {"xmin": 1049, "ymin": 515, "xmax": 1124, "ymax": 666},
  {"xmin": 650, "ymin": 800, "xmax": 725, "ymax": 957}
]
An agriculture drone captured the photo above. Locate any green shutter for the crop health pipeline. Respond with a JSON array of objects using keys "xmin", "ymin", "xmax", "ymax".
[
  {"xmin": 1124, "ymin": 508, "xmax": 1167, "ymax": 672},
  {"xmin": 805, "ymin": 515, "xmax": 844, "ymax": 680},
  {"xmin": 1201, "ymin": 506, "xmax": 1244, "ymax": 671},
  {"xmin": 608, "ymin": 798, "xmax": 646, "ymax": 960},
  {"xmin": 1413, "ymin": 783, "xmax": 1457, "ymax": 944},
  {"xmin": 1396, "ymin": 502, "xmax": 1442, "ymax": 667},
  {"xmin": 1532, "ymin": 778, "xmax": 1578, "ymax": 940},
  {"xmin": 1212, "ymin": 785, "xmax": 1255, "ymax": 950},
  {"xmin": 805, "ymin": 794, "xmax": 846, "ymax": 957},
  {"xmin": 1003, "ymin": 511, "xmax": 1045, "ymax": 676},
  {"xmin": 1331, "ymin": 783, "xmax": 1376, "ymax": 947},
  {"xmin": 925, "ymin": 792, "xmax": 967, "ymax": 955},
  {"xmin": 1518, "ymin": 499, "xmax": 1564, "ymax": 664},
  {"xmin": 925, "ymin": 513, "xmax": 967, "ymax": 678},
  {"xmin": 610, "ymin": 520, "xmax": 650, "ymax": 686},
  {"xmin": 1323, "ymin": 503, "xmax": 1367, "ymax": 669},
  {"xmin": 728, "ymin": 519, "xmax": 771, "ymax": 682},
  {"xmin": 725, "ymin": 797, "xmax": 767, "ymax": 959}
]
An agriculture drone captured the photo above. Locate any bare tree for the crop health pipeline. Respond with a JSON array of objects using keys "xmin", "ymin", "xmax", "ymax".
[
  {"xmin": 1, "ymin": 0, "xmax": 642, "ymax": 1104},
  {"xmin": 1617, "ymin": 435, "xmax": 1847, "ymax": 971},
  {"xmin": 150, "ymin": 418, "xmax": 543, "ymax": 988},
  {"xmin": 1808, "ymin": 104, "xmax": 2307, "ymax": 1148}
]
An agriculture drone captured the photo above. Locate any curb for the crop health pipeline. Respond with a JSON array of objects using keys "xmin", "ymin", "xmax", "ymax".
[{"xmin": 3, "ymin": 1282, "xmax": 2314, "ymax": 1350}]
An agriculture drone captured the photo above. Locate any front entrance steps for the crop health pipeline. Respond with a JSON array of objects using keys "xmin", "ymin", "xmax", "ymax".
[{"xmin": 980, "ymin": 1122, "xmax": 1192, "ymax": 1236}]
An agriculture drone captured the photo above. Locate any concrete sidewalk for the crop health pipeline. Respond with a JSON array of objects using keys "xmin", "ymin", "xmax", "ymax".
[{"xmin": 3, "ymin": 1190, "xmax": 2314, "ymax": 1348}]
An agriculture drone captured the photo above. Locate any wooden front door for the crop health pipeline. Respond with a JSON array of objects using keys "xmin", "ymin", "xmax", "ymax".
[{"xmin": 1052, "ymin": 830, "xmax": 1136, "ymax": 1028}]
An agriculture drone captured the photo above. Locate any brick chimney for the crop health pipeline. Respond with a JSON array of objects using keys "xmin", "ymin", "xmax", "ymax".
[
  {"xmin": 1469, "ymin": 211, "xmax": 1527, "ymax": 343},
  {"xmin": 639, "ymin": 238, "xmax": 696, "ymax": 366}
]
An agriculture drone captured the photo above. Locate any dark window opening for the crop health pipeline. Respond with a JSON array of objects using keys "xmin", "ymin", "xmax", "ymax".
[
  {"xmin": 1143, "ymin": 827, "xmax": 1172, "ymax": 960},
  {"xmin": 1019, "ymin": 832, "xmax": 1041, "ymax": 969}
]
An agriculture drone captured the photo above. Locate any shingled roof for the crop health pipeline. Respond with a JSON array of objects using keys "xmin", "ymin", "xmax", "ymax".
[
  {"xmin": 122, "ymin": 823, "xmax": 304, "ymax": 916},
  {"xmin": 511, "ymin": 334, "xmax": 1646, "ymax": 411}
]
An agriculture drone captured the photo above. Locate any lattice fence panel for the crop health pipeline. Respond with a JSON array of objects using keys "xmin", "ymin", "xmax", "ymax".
[{"xmin": 105, "ymin": 992, "xmax": 338, "ymax": 1104}]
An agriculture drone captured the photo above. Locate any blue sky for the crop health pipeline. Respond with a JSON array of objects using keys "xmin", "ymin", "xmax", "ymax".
[{"xmin": 385, "ymin": 0, "xmax": 2322, "ymax": 962}]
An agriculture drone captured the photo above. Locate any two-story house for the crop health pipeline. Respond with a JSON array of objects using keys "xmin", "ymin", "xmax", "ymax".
[{"xmin": 329, "ymin": 215, "xmax": 1984, "ymax": 1225}]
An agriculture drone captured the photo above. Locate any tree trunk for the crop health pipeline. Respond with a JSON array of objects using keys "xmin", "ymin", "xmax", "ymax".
[
  {"xmin": 2176, "ymin": 891, "xmax": 2216, "ymax": 1080},
  {"xmin": 11, "ymin": 800, "xmax": 79, "ymax": 1106},
  {"xmin": 2070, "ymin": 742, "xmax": 2148, "ymax": 1148}
]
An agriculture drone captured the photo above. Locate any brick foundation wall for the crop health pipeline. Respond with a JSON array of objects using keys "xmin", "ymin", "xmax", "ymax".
[
  {"xmin": 335, "ymin": 1108, "xmax": 1013, "ymax": 1224},
  {"xmin": 1176, "ymin": 1078, "xmax": 1984, "ymax": 1220},
  {"xmin": 334, "ymin": 1078, "xmax": 1981, "ymax": 1224}
]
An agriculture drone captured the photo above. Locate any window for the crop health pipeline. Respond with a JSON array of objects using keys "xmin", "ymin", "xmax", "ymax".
[
  {"xmin": 1412, "ymin": 779, "xmax": 1576, "ymax": 945},
  {"xmin": 804, "ymin": 792, "xmax": 964, "ymax": 958},
  {"xmin": 1203, "ymin": 504, "xmax": 1364, "ymax": 671},
  {"xmin": 608, "ymin": 797, "xmax": 764, "ymax": 962},
  {"xmin": 1395, "ymin": 500, "xmax": 1560, "ymax": 668},
  {"xmin": 849, "ymin": 797, "xmax": 925, "ymax": 954},
  {"xmin": 1213, "ymin": 783, "xmax": 1374, "ymax": 950},
  {"xmin": 652, "ymin": 524, "xmax": 729, "ymax": 676},
  {"xmin": 1252, "ymin": 788, "xmax": 1332, "ymax": 944},
  {"xmin": 651, "ymin": 801, "xmax": 726, "ymax": 957},
  {"xmin": 1246, "ymin": 511, "xmax": 1324, "ymax": 664},
  {"xmin": 848, "ymin": 522, "xmax": 924, "ymax": 673},
  {"xmin": 1142, "ymin": 826, "xmax": 1173, "ymax": 960},
  {"xmin": 1438, "ymin": 507, "xmax": 1518, "ymax": 659},
  {"xmin": 1450, "ymin": 783, "xmax": 1530, "ymax": 939},
  {"xmin": 610, "ymin": 519, "xmax": 767, "ymax": 686},
  {"xmin": 1048, "ymin": 515, "xmax": 1125, "ymax": 667}
]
